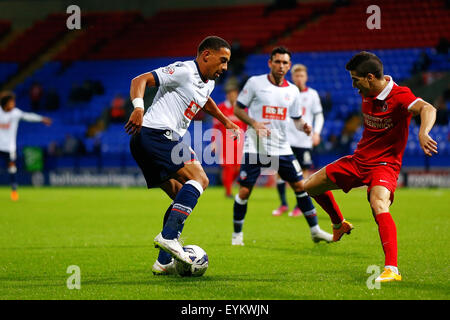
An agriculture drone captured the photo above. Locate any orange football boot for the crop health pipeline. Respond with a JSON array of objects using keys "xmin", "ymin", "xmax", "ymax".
[
  {"xmin": 332, "ymin": 219, "xmax": 353, "ymax": 242},
  {"xmin": 10, "ymin": 190, "xmax": 19, "ymax": 201}
]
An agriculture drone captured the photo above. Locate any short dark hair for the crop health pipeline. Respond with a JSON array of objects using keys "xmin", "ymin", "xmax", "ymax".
[
  {"xmin": 197, "ymin": 36, "xmax": 231, "ymax": 54},
  {"xmin": 345, "ymin": 51, "xmax": 384, "ymax": 79},
  {"xmin": 0, "ymin": 91, "xmax": 15, "ymax": 108},
  {"xmin": 270, "ymin": 46, "xmax": 291, "ymax": 60}
]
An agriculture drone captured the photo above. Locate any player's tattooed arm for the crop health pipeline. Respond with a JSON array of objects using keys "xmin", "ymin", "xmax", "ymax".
[
  {"xmin": 233, "ymin": 103, "xmax": 271, "ymax": 137},
  {"xmin": 204, "ymin": 97, "xmax": 241, "ymax": 141},
  {"xmin": 293, "ymin": 117, "xmax": 312, "ymax": 135},
  {"xmin": 125, "ymin": 72, "xmax": 157, "ymax": 135},
  {"xmin": 409, "ymin": 100, "xmax": 438, "ymax": 156}
]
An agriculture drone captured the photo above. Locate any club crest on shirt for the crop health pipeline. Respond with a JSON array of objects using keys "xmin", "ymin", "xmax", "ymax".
[
  {"xmin": 380, "ymin": 101, "xmax": 388, "ymax": 112},
  {"xmin": 162, "ymin": 66, "xmax": 175, "ymax": 75}
]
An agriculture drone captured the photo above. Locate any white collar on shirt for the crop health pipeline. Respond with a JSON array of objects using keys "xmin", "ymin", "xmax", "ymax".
[{"xmin": 375, "ymin": 75, "xmax": 395, "ymax": 100}]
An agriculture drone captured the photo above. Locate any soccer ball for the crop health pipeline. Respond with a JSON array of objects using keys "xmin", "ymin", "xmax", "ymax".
[{"xmin": 175, "ymin": 245, "xmax": 209, "ymax": 277}]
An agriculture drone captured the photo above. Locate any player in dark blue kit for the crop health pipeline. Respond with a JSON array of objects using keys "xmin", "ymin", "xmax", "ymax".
[{"xmin": 125, "ymin": 36, "xmax": 240, "ymax": 275}]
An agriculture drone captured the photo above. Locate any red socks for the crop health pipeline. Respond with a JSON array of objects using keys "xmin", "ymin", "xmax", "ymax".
[
  {"xmin": 312, "ymin": 191, "xmax": 344, "ymax": 225},
  {"xmin": 313, "ymin": 190, "xmax": 398, "ymax": 267},
  {"xmin": 222, "ymin": 166, "xmax": 239, "ymax": 196},
  {"xmin": 375, "ymin": 212, "xmax": 398, "ymax": 267}
]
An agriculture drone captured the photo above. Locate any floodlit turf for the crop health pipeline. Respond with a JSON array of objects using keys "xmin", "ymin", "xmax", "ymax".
[{"xmin": 0, "ymin": 186, "xmax": 449, "ymax": 300}]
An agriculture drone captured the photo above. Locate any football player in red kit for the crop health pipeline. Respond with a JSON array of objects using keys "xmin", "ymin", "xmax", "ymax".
[
  {"xmin": 212, "ymin": 79, "xmax": 246, "ymax": 198},
  {"xmin": 304, "ymin": 51, "xmax": 438, "ymax": 282}
]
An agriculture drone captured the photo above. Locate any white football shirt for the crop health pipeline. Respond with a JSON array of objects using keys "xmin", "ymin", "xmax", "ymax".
[
  {"xmin": 0, "ymin": 107, "xmax": 43, "ymax": 157},
  {"xmin": 142, "ymin": 60, "xmax": 215, "ymax": 137},
  {"xmin": 287, "ymin": 87, "xmax": 323, "ymax": 149},
  {"xmin": 237, "ymin": 74, "xmax": 302, "ymax": 156}
]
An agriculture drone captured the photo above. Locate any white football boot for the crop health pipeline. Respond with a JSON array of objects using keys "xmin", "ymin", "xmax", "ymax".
[
  {"xmin": 152, "ymin": 259, "xmax": 177, "ymax": 275},
  {"xmin": 154, "ymin": 232, "xmax": 193, "ymax": 265},
  {"xmin": 232, "ymin": 232, "xmax": 244, "ymax": 246},
  {"xmin": 311, "ymin": 227, "xmax": 333, "ymax": 243}
]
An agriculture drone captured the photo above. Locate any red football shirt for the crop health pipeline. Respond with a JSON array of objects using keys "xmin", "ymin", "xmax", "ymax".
[
  {"xmin": 212, "ymin": 100, "xmax": 247, "ymax": 165},
  {"xmin": 353, "ymin": 76, "xmax": 422, "ymax": 170}
]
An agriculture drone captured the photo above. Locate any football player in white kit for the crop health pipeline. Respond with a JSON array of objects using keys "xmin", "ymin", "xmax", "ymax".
[
  {"xmin": 272, "ymin": 64, "xmax": 325, "ymax": 217},
  {"xmin": 0, "ymin": 91, "xmax": 52, "ymax": 201},
  {"xmin": 231, "ymin": 47, "xmax": 332, "ymax": 246},
  {"xmin": 125, "ymin": 36, "xmax": 240, "ymax": 275}
]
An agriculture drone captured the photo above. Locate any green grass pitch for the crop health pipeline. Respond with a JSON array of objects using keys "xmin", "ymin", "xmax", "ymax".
[{"xmin": 1, "ymin": 186, "xmax": 449, "ymax": 300}]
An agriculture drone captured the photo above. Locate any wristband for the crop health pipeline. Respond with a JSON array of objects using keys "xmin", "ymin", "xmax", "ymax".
[{"xmin": 132, "ymin": 97, "xmax": 144, "ymax": 110}]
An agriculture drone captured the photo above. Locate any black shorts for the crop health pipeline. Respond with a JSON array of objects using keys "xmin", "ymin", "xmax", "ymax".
[
  {"xmin": 237, "ymin": 153, "xmax": 303, "ymax": 188},
  {"xmin": 129, "ymin": 127, "xmax": 197, "ymax": 188},
  {"xmin": 0, "ymin": 151, "xmax": 16, "ymax": 165},
  {"xmin": 291, "ymin": 147, "xmax": 313, "ymax": 170}
]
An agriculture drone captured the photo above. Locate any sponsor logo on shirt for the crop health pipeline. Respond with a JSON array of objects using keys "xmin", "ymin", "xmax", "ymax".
[
  {"xmin": 0, "ymin": 123, "xmax": 11, "ymax": 129},
  {"xmin": 363, "ymin": 113, "xmax": 393, "ymax": 129},
  {"xmin": 184, "ymin": 100, "xmax": 202, "ymax": 120},
  {"xmin": 262, "ymin": 106, "xmax": 287, "ymax": 120}
]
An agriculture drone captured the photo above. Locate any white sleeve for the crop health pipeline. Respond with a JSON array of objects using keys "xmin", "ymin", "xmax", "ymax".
[
  {"xmin": 20, "ymin": 110, "xmax": 43, "ymax": 122},
  {"xmin": 289, "ymin": 90, "xmax": 302, "ymax": 119},
  {"xmin": 151, "ymin": 61, "xmax": 189, "ymax": 88},
  {"xmin": 313, "ymin": 112, "xmax": 324, "ymax": 134},
  {"xmin": 237, "ymin": 77, "xmax": 255, "ymax": 108},
  {"xmin": 312, "ymin": 90, "xmax": 323, "ymax": 114}
]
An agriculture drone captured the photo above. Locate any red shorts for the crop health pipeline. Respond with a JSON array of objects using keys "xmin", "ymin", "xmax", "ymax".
[{"xmin": 325, "ymin": 155, "xmax": 399, "ymax": 202}]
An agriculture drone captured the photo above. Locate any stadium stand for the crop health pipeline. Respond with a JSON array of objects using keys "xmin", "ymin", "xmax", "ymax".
[
  {"xmin": 1, "ymin": 0, "xmax": 449, "ymax": 183},
  {"xmin": 0, "ymin": 62, "xmax": 18, "ymax": 85},
  {"xmin": 267, "ymin": 0, "xmax": 450, "ymax": 52},
  {"xmin": 55, "ymin": 11, "xmax": 141, "ymax": 62},
  {"xmin": 0, "ymin": 13, "xmax": 68, "ymax": 64},
  {"xmin": 89, "ymin": 2, "xmax": 332, "ymax": 59},
  {"xmin": 0, "ymin": 20, "xmax": 11, "ymax": 40}
]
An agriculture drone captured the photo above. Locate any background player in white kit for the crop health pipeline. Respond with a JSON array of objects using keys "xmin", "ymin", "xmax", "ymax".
[
  {"xmin": 272, "ymin": 64, "xmax": 325, "ymax": 217},
  {"xmin": 231, "ymin": 47, "xmax": 332, "ymax": 246},
  {"xmin": 125, "ymin": 36, "xmax": 240, "ymax": 275},
  {"xmin": 0, "ymin": 91, "xmax": 52, "ymax": 201}
]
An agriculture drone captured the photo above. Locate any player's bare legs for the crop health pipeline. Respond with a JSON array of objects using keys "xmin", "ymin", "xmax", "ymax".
[
  {"xmin": 237, "ymin": 185, "xmax": 253, "ymax": 200},
  {"xmin": 303, "ymin": 166, "xmax": 339, "ymax": 196},
  {"xmin": 172, "ymin": 162, "xmax": 209, "ymax": 190},
  {"xmin": 369, "ymin": 186, "xmax": 401, "ymax": 282},
  {"xmin": 160, "ymin": 179, "xmax": 183, "ymax": 200},
  {"xmin": 304, "ymin": 167, "xmax": 353, "ymax": 241},
  {"xmin": 369, "ymin": 185, "xmax": 391, "ymax": 216}
]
